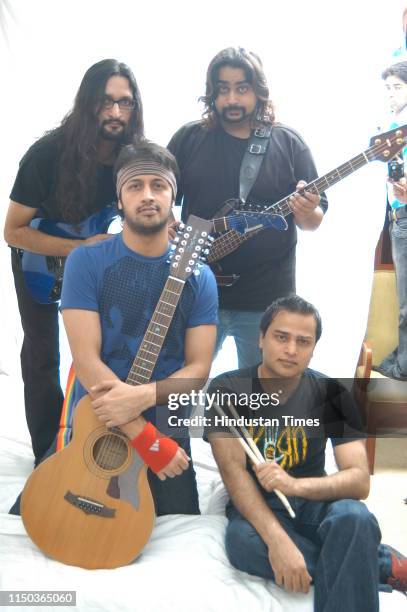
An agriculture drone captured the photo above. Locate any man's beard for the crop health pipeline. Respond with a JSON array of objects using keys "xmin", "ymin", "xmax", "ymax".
[
  {"xmin": 124, "ymin": 213, "xmax": 170, "ymax": 236},
  {"xmin": 220, "ymin": 105, "xmax": 251, "ymax": 124},
  {"xmin": 100, "ymin": 119, "xmax": 127, "ymax": 141}
]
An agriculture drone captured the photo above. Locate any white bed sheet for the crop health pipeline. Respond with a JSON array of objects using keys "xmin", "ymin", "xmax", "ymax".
[{"xmin": 0, "ymin": 375, "xmax": 405, "ymax": 612}]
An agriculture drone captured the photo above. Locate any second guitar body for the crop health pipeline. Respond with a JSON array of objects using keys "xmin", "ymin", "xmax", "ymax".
[
  {"xmin": 21, "ymin": 204, "xmax": 118, "ymax": 304},
  {"xmin": 21, "ymin": 394, "xmax": 155, "ymax": 570}
]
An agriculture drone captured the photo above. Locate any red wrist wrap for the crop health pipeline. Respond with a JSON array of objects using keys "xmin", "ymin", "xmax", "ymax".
[{"xmin": 130, "ymin": 422, "xmax": 179, "ymax": 474}]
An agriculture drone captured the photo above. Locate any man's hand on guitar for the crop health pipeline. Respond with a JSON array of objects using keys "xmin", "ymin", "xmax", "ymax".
[
  {"xmin": 156, "ymin": 446, "xmax": 190, "ymax": 481},
  {"xmin": 290, "ymin": 180, "xmax": 321, "ymax": 226},
  {"xmin": 90, "ymin": 379, "xmax": 156, "ymax": 426},
  {"xmin": 83, "ymin": 233, "xmax": 113, "ymax": 246}
]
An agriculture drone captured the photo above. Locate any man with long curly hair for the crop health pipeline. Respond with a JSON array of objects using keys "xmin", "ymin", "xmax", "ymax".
[
  {"xmin": 4, "ymin": 59, "xmax": 143, "ymax": 464},
  {"xmin": 168, "ymin": 47, "xmax": 327, "ymax": 370}
]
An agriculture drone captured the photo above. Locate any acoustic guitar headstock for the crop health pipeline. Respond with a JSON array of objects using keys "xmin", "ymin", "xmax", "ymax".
[{"xmin": 169, "ymin": 215, "xmax": 213, "ymax": 280}]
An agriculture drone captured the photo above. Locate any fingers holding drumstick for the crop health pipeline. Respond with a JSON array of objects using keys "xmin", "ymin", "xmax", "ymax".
[{"xmin": 212, "ymin": 402, "xmax": 295, "ymax": 519}]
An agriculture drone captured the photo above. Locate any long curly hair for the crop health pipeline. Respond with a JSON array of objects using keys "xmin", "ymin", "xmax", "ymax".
[
  {"xmin": 52, "ymin": 59, "xmax": 144, "ymax": 222},
  {"xmin": 200, "ymin": 47, "xmax": 275, "ymax": 129}
]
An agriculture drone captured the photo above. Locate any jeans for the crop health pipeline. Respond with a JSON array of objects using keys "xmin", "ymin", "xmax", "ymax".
[
  {"xmin": 225, "ymin": 497, "xmax": 381, "ymax": 612},
  {"xmin": 216, "ymin": 308, "xmax": 262, "ymax": 369},
  {"xmin": 11, "ymin": 250, "xmax": 64, "ymax": 462},
  {"xmin": 379, "ymin": 218, "xmax": 407, "ymax": 379}
]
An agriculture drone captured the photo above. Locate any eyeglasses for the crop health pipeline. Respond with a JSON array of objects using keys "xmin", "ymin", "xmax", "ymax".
[{"xmin": 101, "ymin": 97, "xmax": 136, "ymax": 111}]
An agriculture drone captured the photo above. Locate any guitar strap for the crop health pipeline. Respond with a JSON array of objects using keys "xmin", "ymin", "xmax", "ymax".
[
  {"xmin": 56, "ymin": 363, "xmax": 76, "ymax": 451},
  {"xmin": 239, "ymin": 124, "xmax": 273, "ymax": 204}
]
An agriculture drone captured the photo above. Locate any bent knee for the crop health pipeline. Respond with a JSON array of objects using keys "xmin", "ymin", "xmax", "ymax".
[{"xmin": 319, "ymin": 500, "xmax": 380, "ymax": 538}]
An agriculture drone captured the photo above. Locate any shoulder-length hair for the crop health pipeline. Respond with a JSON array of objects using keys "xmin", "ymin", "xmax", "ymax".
[
  {"xmin": 200, "ymin": 47, "xmax": 275, "ymax": 129},
  {"xmin": 54, "ymin": 59, "xmax": 144, "ymax": 222}
]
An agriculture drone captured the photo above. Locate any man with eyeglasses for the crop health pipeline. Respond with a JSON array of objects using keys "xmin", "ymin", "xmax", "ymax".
[{"xmin": 4, "ymin": 59, "xmax": 143, "ymax": 466}]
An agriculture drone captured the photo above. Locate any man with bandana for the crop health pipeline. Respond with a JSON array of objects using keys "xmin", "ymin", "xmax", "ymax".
[{"xmin": 60, "ymin": 140, "xmax": 218, "ymax": 514}]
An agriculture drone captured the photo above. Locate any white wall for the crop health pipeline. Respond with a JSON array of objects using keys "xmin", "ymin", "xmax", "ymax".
[{"xmin": 1, "ymin": 0, "xmax": 406, "ymax": 384}]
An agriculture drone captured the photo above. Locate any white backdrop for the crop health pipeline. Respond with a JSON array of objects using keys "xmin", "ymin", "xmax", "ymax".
[{"xmin": 0, "ymin": 0, "xmax": 406, "ymax": 386}]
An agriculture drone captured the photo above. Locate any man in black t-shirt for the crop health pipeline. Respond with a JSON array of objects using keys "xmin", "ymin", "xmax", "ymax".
[
  {"xmin": 4, "ymin": 59, "xmax": 144, "ymax": 464},
  {"xmin": 168, "ymin": 47, "xmax": 327, "ymax": 369},
  {"xmin": 204, "ymin": 295, "xmax": 407, "ymax": 608}
]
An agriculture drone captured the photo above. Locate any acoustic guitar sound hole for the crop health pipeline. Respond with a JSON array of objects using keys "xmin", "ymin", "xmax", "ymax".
[{"xmin": 92, "ymin": 434, "xmax": 129, "ymax": 470}]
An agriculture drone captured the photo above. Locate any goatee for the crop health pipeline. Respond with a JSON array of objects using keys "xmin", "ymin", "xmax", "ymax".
[
  {"xmin": 100, "ymin": 120, "xmax": 126, "ymax": 141},
  {"xmin": 125, "ymin": 215, "xmax": 170, "ymax": 236}
]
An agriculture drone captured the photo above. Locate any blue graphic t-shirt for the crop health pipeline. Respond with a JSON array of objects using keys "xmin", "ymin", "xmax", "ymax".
[{"xmin": 61, "ymin": 233, "xmax": 218, "ymax": 420}]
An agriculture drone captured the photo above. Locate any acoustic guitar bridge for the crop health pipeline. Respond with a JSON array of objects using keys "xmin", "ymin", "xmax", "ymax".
[{"xmin": 64, "ymin": 490, "xmax": 116, "ymax": 518}]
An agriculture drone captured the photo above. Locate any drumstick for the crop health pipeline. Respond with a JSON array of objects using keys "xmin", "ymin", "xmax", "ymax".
[
  {"xmin": 227, "ymin": 401, "xmax": 265, "ymax": 463},
  {"xmin": 226, "ymin": 401, "xmax": 295, "ymax": 518},
  {"xmin": 212, "ymin": 402, "xmax": 258, "ymax": 459},
  {"xmin": 212, "ymin": 402, "xmax": 295, "ymax": 519}
]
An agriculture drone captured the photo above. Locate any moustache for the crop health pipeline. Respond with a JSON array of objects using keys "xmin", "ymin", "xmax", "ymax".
[
  {"xmin": 223, "ymin": 106, "xmax": 245, "ymax": 114},
  {"xmin": 102, "ymin": 119, "xmax": 125, "ymax": 127}
]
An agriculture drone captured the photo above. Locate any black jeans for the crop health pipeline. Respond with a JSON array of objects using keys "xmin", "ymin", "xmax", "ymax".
[
  {"xmin": 11, "ymin": 250, "xmax": 64, "ymax": 463},
  {"xmin": 147, "ymin": 438, "xmax": 200, "ymax": 516}
]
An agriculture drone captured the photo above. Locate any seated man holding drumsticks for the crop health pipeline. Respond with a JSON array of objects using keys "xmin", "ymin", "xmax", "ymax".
[{"xmin": 203, "ymin": 295, "xmax": 407, "ymax": 611}]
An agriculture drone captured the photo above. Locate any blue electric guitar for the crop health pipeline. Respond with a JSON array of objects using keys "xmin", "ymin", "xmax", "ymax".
[
  {"xmin": 21, "ymin": 205, "xmax": 290, "ymax": 304},
  {"xmin": 21, "ymin": 205, "xmax": 119, "ymax": 304}
]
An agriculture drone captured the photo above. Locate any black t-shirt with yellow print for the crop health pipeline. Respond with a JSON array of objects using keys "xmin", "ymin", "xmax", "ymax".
[{"xmin": 204, "ymin": 366, "xmax": 365, "ymax": 484}]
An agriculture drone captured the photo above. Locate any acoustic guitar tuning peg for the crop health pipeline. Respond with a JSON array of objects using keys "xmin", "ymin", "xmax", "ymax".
[{"xmin": 193, "ymin": 269, "xmax": 201, "ymax": 276}]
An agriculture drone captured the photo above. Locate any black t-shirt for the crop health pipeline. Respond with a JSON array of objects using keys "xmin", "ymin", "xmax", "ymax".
[
  {"xmin": 168, "ymin": 121, "xmax": 328, "ymax": 311},
  {"xmin": 204, "ymin": 366, "xmax": 364, "ymax": 486},
  {"xmin": 10, "ymin": 132, "xmax": 117, "ymax": 222}
]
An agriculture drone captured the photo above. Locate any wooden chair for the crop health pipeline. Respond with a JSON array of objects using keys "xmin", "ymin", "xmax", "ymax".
[{"xmin": 356, "ymin": 266, "xmax": 407, "ymax": 473}]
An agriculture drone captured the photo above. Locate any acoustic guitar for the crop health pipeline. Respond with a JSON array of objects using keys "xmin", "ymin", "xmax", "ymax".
[
  {"xmin": 207, "ymin": 124, "xmax": 407, "ymax": 286},
  {"xmin": 21, "ymin": 215, "xmax": 213, "ymax": 569}
]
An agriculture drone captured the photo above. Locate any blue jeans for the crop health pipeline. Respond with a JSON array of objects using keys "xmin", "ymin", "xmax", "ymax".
[
  {"xmin": 216, "ymin": 309, "xmax": 262, "ymax": 369},
  {"xmin": 225, "ymin": 497, "xmax": 381, "ymax": 612},
  {"xmin": 379, "ymin": 217, "xmax": 407, "ymax": 379}
]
